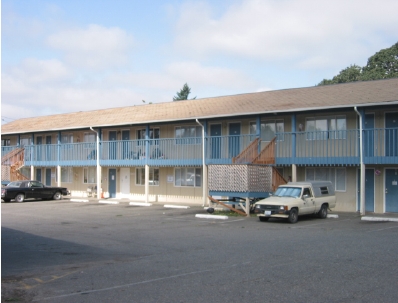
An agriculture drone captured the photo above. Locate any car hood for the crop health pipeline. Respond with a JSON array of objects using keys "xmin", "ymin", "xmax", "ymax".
[{"xmin": 255, "ymin": 196, "xmax": 299, "ymax": 205}]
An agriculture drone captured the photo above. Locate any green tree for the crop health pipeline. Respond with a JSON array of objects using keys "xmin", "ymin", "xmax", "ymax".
[
  {"xmin": 318, "ymin": 42, "xmax": 398, "ymax": 85},
  {"xmin": 173, "ymin": 83, "xmax": 196, "ymax": 101},
  {"xmin": 361, "ymin": 42, "xmax": 398, "ymax": 80}
]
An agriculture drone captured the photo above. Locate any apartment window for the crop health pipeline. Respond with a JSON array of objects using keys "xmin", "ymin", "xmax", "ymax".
[
  {"xmin": 1, "ymin": 139, "xmax": 10, "ymax": 146},
  {"xmin": 250, "ymin": 120, "xmax": 284, "ymax": 141},
  {"xmin": 305, "ymin": 167, "xmax": 346, "ymax": 191},
  {"xmin": 136, "ymin": 167, "xmax": 159, "ymax": 185},
  {"xmin": 175, "ymin": 126, "xmax": 201, "ymax": 144},
  {"xmin": 84, "ymin": 167, "xmax": 96, "ymax": 184},
  {"xmin": 137, "ymin": 128, "xmax": 159, "ymax": 145},
  {"xmin": 174, "ymin": 167, "xmax": 202, "ymax": 187},
  {"xmin": 20, "ymin": 138, "xmax": 32, "ymax": 146},
  {"xmin": 84, "ymin": 133, "xmax": 96, "ymax": 142},
  {"xmin": 61, "ymin": 134, "xmax": 73, "ymax": 144},
  {"xmin": 55, "ymin": 167, "xmax": 73, "ymax": 183},
  {"xmin": 306, "ymin": 116, "xmax": 346, "ymax": 140}
]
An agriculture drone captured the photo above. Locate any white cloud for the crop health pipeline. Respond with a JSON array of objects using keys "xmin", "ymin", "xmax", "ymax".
[
  {"xmin": 174, "ymin": 0, "xmax": 398, "ymax": 69},
  {"xmin": 47, "ymin": 24, "xmax": 133, "ymax": 70}
]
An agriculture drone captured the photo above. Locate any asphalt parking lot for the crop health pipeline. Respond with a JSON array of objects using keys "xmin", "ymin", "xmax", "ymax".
[{"xmin": 2, "ymin": 199, "xmax": 398, "ymax": 303}]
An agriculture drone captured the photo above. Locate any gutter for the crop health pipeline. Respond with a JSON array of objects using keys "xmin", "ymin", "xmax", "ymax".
[
  {"xmin": 354, "ymin": 107, "xmax": 365, "ymax": 216},
  {"xmin": 196, "ymin": 119, "xmax": 207, "ymax": 207},
  {"xmin": 90, "ymin": 127, "xmax": 101, "ymax": 199}
]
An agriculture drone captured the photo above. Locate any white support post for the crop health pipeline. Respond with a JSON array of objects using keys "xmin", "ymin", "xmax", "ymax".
[
  {"xmin": 292, "ymin": 164, "xmax": 297, "ymax": 182},
  {"xmin": 57, "ymin": 165, "xmax": 61, "ymax": 187},
  {"xmin": 31, "ymin": 165, "xmax": 34, "ymax": 180},
  {"xmin": 145, "ymin": 164, "xmax": 149, "ymax": 203}
]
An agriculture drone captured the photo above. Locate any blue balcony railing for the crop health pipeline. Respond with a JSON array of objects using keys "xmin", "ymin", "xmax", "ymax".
[{"xmin": 1, "ymin": 129, "xmax": 397, "ymax": 167}]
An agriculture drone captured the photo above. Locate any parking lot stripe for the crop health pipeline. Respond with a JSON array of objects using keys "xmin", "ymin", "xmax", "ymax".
[{"xmin": 195, "ymin": 214, "xmax": 228, "ymax": 220}]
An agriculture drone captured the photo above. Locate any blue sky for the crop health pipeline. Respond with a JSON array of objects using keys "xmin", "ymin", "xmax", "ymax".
[{"xmin": 2, "ymin": 0, "xmax": 398, "ymax": 124}]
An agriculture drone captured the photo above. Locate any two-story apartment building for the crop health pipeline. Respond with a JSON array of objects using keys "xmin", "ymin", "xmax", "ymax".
[{"xmin": 2, "ymin": 79, "xmax": 398, "ymax": 214}]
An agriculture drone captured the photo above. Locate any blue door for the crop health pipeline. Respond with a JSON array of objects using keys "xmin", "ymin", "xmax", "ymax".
[
  {"xmin": 45, "ymin": 168, "xmax": 51, "ymax": 186},
  {"xmin": 109, "ymin": 131, "xmax": 117, "ymax": 160},
  {"xmin": 36, "ymin": 136, "xmax": 42, "ymax": 161},
  {"xmin": 122, "ymin": 130, "xmax": 130, "ymax": 159},
  {"xmin": 228, "ymin": 123, "xmax": 240, "ymax": 158},
  {"xmin": 385, "ymin": 113, "xmax": 397, "ymax": 157},
  {"xmin": 45, "ymin": 136, "xmax": 52, "ymax": 161},
  {"xmin": 364, "ymin": 114, "xmax": 374, "ymax": 158},
  {"xmin": 357, "ymin": 168, "xmax": 375, "ymax": 212},
  {"xmin": 108, "ymin": 169, "xmax": 117, "ymax": 198},
  {"xmin": 210, "ymin": 124, "xmax": 221, "ymax": 159},
  {"xmin": 385, "ymin": 168, "xmax": 398, "ymax": 212},
  {"xmin": 36, "ymin": 168, "xmax": 42, "ymax": 182}
]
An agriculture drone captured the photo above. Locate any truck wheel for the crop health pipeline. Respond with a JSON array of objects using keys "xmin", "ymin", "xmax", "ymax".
[
  {"xmin": 318, "ymin": 204, "xmax": 328, "ymax": 219},
  {"xmin": 288, "ymin": 208, "xmax": 298, "ymax": 223},
  {"xmin": 15, "ymin": 194, "xmax": 25, "ymax": 203},
  {"xmin": 53, "ymin": 192, "xmax": 62, "ymax": 200},
  {"xmin": 259, "ymin": 217, "xmax": 269, "ymax": 222}
]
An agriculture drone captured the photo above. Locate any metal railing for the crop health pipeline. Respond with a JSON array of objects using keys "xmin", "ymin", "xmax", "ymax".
[{"xmin": 2, "ymin": 129, "xmax": 397, "ymax": 167}]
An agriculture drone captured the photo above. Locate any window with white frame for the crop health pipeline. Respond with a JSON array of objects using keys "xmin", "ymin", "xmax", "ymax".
[
  {"xmin": 1, "ymin": 139, "xmax": 10, "ymax": 146},
  {"xmin": 84, "ymin": 167, "xmax": 96, "ymax": 184},
  {"xmin": 175, "ymin": 126, "xmax": 201, "ymax": 144},
  {"xmin": 55, "ymin": 167, "xmax": 73, "ymax": 183},
  {"xmin": 305, "ymin": 167, "xmax": 346, "ymax": 191},
  {"xmin": 249, "ymin": 120, "xmax": 284, "ymax": 141},
  {"xmin": 137, "ymin": 128, "xmax": 159, "ymax": 145},
  {"xmin": 174, "ymin": 167, "xmax": 202, "ymax": 187},
  {"xmin": 61, "ymin": 134, "xmax": 73, "ymax": 144},
  {"xmin": 20, "ymin": 138, "xmax": 32, "ymax": 146},
  {"xmin": 136, "ymin": 167, "xmax": 159, "ymax": 185},
  {"xmin": 306, "ymin": 116, "xmax": 346, "ymax": 140}
]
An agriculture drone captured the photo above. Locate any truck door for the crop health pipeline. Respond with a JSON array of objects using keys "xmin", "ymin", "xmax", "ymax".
[{"xmin": 301, "ymin": 187, "xmax": 316, "ymax": 214}]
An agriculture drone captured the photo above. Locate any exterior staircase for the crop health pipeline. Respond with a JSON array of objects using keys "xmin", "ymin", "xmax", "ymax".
[
  {"xmin": 232, "ymin": 137, "xmax": 287, "ymax": 190},
  {"xmin": 1, "ymin": 148, "xmax": 29, "ymax": 183}
]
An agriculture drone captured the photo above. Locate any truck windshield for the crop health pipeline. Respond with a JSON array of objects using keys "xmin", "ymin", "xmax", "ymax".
[{"xmin": 274, "ymin": 187, "xmax": 302, "ymax": 198}]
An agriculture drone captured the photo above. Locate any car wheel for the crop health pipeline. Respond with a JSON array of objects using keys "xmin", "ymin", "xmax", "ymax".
[
  {"xmin": 15, "ymin": 194, "xmax": 25, "ymax": 203},
  {"xmin": 53, "ymin": 192, "xmax": 62, "ymax": 200},
  {"xmin": 259, "ymin": 217, "xmax": 269, "ymax": 222},
  {"xmin": 287, "ymin": 208, "xmax": 298, "ymax": 223},
  {"xmin": 318, "ymin": 204, "xmax": 328, "ymax": 219}
]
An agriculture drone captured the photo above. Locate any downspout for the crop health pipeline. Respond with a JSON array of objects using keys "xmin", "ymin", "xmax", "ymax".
[
  {"xmin": 354, "ymin": 107, "xmax": 365, "ymax": 216},
  {"xmin": 90, "ymin": 127, "xmax": 101, "ymax": 199},
  {"xmin": 196, "ymin": 119, "xmax": 207, "ymax": 207}
]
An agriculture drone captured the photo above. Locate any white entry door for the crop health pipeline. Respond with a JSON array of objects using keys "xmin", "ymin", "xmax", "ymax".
[{"xmin": 120, "ymin": 168, "xmax": 130, "ymax": 198}]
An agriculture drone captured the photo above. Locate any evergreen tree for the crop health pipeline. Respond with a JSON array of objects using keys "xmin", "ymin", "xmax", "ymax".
[{"xmin": 173, "ymin": 83, "xmax": 196, "ymax": 101}]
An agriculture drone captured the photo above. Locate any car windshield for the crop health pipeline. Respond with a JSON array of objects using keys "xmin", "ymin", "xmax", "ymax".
[
  {"xmin": 7, "ymin": 181, "xmax": 22, "ymax": 187},
  {"xmin": 274, "ymin": 187, "xmax": 302, "ymax": 198}
]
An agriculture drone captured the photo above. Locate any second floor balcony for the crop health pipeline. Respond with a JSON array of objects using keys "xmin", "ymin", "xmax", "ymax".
[{"xmin": 2, "ymin": 128, "xmax": 397, "ymax": 167}]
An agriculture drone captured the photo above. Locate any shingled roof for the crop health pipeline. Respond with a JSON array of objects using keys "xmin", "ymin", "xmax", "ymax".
[{"xmin": 2, "ymin": 79, "xmax": 398, "ymax": 135}]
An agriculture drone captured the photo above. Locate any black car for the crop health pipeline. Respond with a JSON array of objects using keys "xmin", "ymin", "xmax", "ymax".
[{"xmin": 1, "ymin": 180, "xmax": 69, "ymax": 203}]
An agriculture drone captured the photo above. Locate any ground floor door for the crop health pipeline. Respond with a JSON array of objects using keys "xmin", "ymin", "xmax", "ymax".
[
  {"xmin": 120, "ymin": 168, "xmax": 130, "ymax": 197},
  {"xmin": 45, "ymin": 168, "xmax": 51, "ymax": 186},
  {"xmin": 385, "ymin": 168, "xmax": 398, "ymax": 212},
  {"xmin": 108, "ymin": 169, "xmax": 117, "ymax": 198},
  {"xmin": 357, "ymin": 168, "xmax": 375, "ymax": 212}
]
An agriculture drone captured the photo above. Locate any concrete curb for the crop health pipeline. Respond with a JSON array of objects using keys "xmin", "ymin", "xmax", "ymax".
[
  {"xmin": 164, "ymin": 205, "xmax": 190, "ymax": 209},
  {"xmin": 361, "ymin": 216, "xmax": 398, "ymax": 222},
  {"xmin": 129, "ymin": 202, "xmax": 152, "ymax": 206},
  {"xmin": 70, "ymin": 199, "xmax": 89, "ymax": 203},
  {"xmin": 99, "ymin": 200, "xmax": 119, "ymax": 204},
  {"xmin": 195, "ymin": 214, "xmax": 228, "ymax": 220}
]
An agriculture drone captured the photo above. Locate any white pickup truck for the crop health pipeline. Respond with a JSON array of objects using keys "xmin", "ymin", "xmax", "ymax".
[{"xmin": 254, "ymin": 181, "xmax": 336, "ymax": 223}]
